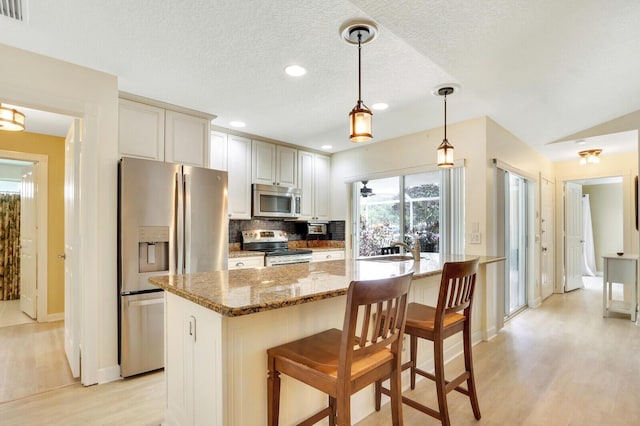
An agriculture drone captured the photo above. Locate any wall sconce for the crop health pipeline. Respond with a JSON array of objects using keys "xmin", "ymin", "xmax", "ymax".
[
  {"xmin": 578, "ymin": 149, "xmax": 601, "ymax": 165},
  {"xmin": 342, "ymin": 22, "xmax": 377, "ymax": 142},
  {"xmin": 0, "ymin": 102, "xmax": 26, "ymax": 131}
]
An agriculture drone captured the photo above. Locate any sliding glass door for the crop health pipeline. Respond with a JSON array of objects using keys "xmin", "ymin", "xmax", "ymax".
[{"xmin": 505, "ymin": 172, "xmax": 528, "ymax": 316}]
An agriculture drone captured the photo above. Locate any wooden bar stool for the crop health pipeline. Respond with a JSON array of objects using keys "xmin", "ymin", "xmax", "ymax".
[
  {"xmin": 376, "ymin": 258, "xmax": 480, "ymax": 426},
  {"xmin": 267, "ymin": 271, "xmax": 414, "ymax": 426}
]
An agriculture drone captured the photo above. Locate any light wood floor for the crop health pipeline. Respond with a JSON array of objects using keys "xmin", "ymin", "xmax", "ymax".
[
  {"xmin": 1, "ymin": 277, "xmax": 639, "ymax": 425},
  {"xmin": 0, "ymin": 300, "xmax": 36, "ymax": 328},
  {"xmin": 0, "ymin": 321, "xmax": 79, "ymax": 403}
]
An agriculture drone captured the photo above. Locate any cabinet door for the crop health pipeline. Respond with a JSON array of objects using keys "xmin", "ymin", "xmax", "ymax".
[
  {"xmin": 118, "ymin": 99, "xmax": 165, "ymax": 161},
  {"xmin": 252, "ymin": 140, "xmax": 276, "ymax": 185},
  {"xmin": 313, "ymin": 154, "xmax": 331, "ymax": 221},
  {"xmin": 228, "ymin": 135, "xmax": 252, "ymax": 219},
  {"xmin": 209, "ymin": 131, "xmax": 228, "ymax": 171},
  {"xmin": 165, "ymin": 110, "xmax": 209, "ymax": 167},
  {"xmin": 276, "ymin": 145, "xmax": 297, "ymax": 187},
  {"xmin": 297, "ymin": 151, "xmax": 314, "ymax": 220}
]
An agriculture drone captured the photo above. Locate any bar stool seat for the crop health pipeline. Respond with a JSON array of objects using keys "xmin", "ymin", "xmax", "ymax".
[
  {"xmin": 376, "ymin": 258, "xmax": 481, "ymax": 426},
  {"xmin": 267, "ymin": 271, "xmax": 414, "ymax": 426}
]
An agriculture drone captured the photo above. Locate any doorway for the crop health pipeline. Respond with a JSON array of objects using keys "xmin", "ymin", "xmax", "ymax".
[
  {"xmin": 563, "ymin": 177, "xmax": 624, "ymax": 290},
  {"xmin": 0, "ymin": 113, "xmax": 76, "ymax": 402},
  {"xmin": 0, "ymin": 158, "xmax": 36, "ymax": 327}
]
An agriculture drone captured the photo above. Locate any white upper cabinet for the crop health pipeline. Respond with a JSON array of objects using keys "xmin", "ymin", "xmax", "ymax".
[
  {"xmin": 209, "ymin": 131, "xmax": 228, "ymax": 171},
  {"xmin": 118, "ymin": 99, "xmax": 165, "ymax": 161},
  {"xmin": 226, "ymin": 135, "xmax": 252, "ymax": 219},
  {"xmin": 297, "ymin": 150, "xmax": 330, "ymax": 221},
  {"xmin": 252, "ymin": 140, "xmax": 297, "ymax": 187},
  {"xmin": 165, "ymin": 110, "xmax": 209, "ymax": 167},
  {"xmin": 118, "ymin": 98, "xmax": 211, "ymax": 167}
]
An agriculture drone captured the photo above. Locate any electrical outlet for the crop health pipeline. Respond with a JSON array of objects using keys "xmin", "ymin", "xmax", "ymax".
[{"xmin": 470, "ymin": 232, "xmax": 481, "ymax": 244}]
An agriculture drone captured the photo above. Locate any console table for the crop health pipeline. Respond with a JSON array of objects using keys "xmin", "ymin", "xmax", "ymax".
[{"xmin": 602, "ymin": 254, "xmax": 638, "ymax": 321}]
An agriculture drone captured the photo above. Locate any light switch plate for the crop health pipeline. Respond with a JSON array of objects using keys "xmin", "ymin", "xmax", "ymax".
[{"xmin": 470, "ymin": 232, "xmax": 481, "ymax": 244}]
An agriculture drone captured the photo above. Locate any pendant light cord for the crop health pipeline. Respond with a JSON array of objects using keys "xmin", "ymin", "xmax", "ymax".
[
  {"xmin": 443, "ymin": 92, "xmax": 447, "ymax": 140},
  {"xmin": 357, "ymin": 31, "xmax": 363, "ymax": 103}
]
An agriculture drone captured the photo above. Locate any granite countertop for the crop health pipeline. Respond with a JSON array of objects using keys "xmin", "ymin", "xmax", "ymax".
[
  {"xmin": 228, "ymin": 250, "xmax": 265, "ymax": 258},
  {"xmin": 150, "ymin": 254, "xmax": 504, "ymax": 317}
]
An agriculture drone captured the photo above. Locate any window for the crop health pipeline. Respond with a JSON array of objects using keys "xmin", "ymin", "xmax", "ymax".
[{"xmin": 354, "ymin": 167, "xmax": 464, "ymax": 257}]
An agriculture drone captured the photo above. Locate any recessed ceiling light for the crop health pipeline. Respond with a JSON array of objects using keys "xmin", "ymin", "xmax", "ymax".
[
  {"xmin": 371, "ymin": 103, "xmax": 388, "ymax": 111},
  {"xmin": 285, "ymin": 65, "xmax": 306, "ymax": 77},
  {"xmin": 321, "ymin": 145, "xmax": 333, "ymax": 150},
  {"xmin": 229, "ymin": 121, "xmax": 246, "ymax": 128},
  {"xmin": 575, "ymin": 139, "xmax": 587, "ymax": 145}
]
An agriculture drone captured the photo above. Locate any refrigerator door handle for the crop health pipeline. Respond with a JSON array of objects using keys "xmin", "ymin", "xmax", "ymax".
[
  {"xmin": 175, "ymin": 171, "xmax": 184, "ymax": 274},
  {"xmin": 184, "ymin": 172, "xmax": 192, "ymax": 273}
]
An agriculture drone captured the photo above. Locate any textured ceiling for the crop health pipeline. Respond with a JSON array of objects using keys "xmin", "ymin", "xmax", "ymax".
[{"xmin": 1, "ymin": 0, "xmax": 639, "ymax": 161}]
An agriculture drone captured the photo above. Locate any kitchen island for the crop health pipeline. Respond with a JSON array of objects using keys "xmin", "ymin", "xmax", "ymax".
[{"xmin": 150, "ymin": 254, "xmax": 504, "ymax": 425}]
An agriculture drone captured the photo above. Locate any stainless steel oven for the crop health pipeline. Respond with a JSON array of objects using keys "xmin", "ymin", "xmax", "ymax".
[
  {"xmin": 252, "ymin": 184, "xmax": 301, "ymax": 218},
  {"xmin": 242, "ymin": 230, "xmax": 312, "ymax": 266}
]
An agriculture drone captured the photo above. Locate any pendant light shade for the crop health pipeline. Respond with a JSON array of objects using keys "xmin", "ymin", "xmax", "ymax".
[
  {"xmin": 435, "ymin": 86, "xmax": 455, "ymax": 168},
  {"xmin": 0, "ymin": 103, "xmax": 26, "ymax": 131},
  {"xmin": 350, "ymin": 101, "xmax": 372, "ymax": 142},
  {"xmin": 342, "ymin": 22, "xmax": 377, "ymax": 143}
]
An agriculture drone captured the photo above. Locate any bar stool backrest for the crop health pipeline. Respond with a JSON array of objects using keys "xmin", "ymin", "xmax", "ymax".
[{"xmin": 435, "ymin": 259, "xmax": 479, "ymax": 330}]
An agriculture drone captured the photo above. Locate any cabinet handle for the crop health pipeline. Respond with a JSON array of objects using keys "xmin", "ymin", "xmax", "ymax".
[
  {"xmin": 236, "ymin": 262, "xmax": 245, "ymax": 267},
  {"xmin": 326, "ymin": 255, "xmax": 331, "ymax": 259},
  {"xmin": 188, "ymin": 315, "xmax": 196, "ymax": 342}
]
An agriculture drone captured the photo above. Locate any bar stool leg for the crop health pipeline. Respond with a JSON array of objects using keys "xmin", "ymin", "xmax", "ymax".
[
  {"xmin": 374, "ymin": 380, "xmax": 382, "ymax": 411},
  {"xmin": 433, "ymin": 337, "xmax": 450, "ymax": 426},
  {"xmin": 329, "ymin": 396, "xmax": 337, "ymax": 425},
  {"xmin": 267, "ymin": 356, "xmax": 280, "ymax": 426},
  {"xmin": 464, "ymin": 321, "xmax": 481, "ymax": 419},
  {"xmin": 410, "ymin": 335, "xmax": 418, "ymax": 389}
]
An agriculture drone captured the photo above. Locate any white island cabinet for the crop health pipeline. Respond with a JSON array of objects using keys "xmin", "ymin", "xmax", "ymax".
[{"xmin": 154, "ymin": 255, "xmax": 504, "ymax": 425}]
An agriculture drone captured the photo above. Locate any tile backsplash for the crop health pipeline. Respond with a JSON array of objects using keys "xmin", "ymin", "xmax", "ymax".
[{"xmin": 229, "ymin": 220, "xmax": 345, "ymax": 244}]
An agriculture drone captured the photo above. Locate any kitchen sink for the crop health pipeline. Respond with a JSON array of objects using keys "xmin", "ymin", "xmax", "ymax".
[{"xmin": 356, "ymin": 254, "xmax": 415, "ymax": 262}]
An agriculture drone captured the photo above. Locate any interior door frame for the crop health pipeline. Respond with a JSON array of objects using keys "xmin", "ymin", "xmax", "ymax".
[
  {"xmin": 557, "ymin": 171, "xmax": 633, "ymax": 293},
  {"xmin": 0, "ymin": 150, "xmax": 48, "ymax": 321}
]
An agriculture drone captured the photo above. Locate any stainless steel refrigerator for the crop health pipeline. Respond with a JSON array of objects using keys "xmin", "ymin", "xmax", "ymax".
[{"xmin": 118, "ymin": 157, "xmax": 228, "ymax": 377}]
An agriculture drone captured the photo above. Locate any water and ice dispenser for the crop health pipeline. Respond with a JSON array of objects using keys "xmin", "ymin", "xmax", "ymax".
[{"xmin": 138, "ymin": 226, "xmax": 169, "ymax": 273}]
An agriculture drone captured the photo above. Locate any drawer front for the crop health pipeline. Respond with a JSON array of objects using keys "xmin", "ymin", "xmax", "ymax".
[
  {"xmin": 228, "ymin": 256, "xmax": 264, "ymax": 270},
  {"xmin": 311, "ymin": 250, "xmax": 345, "ymax": 263}
]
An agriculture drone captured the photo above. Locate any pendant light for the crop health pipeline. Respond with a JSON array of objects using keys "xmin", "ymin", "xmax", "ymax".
[
  {"xmin": 342, "ymin": 22, "xmax": 377, "ymax": 142},
  {"xmin": 435, "ymin": 87, "xmax": 455, "ymax": 168},
  {"xmin": 0, "ymin": 102, "xmax": 25, "ymax": 131}
]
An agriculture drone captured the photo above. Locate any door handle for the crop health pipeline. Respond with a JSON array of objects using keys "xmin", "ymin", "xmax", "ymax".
[{"xmin": 58, "ymin": 253, "xmax": 66, "ymax": 259}]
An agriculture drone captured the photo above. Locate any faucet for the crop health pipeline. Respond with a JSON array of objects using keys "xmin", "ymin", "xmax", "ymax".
[{"xmin": 390, "ymin": 236, "xmax": 421, "ymax": 262}]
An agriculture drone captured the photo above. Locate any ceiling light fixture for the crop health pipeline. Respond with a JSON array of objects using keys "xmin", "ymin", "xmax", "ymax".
[
  {"xmin": 0, "ymin": 103, "xmax": 25, "ymax": 131},
  {"xmin": 285, "ymin": 65, "xmax": 306, "ymax": 77},
  {"xmin": 435, "ymin": 86, "xmax": 456, "ymax": 168},
  {"xmin": 342, "ymin": 22, "xmax": 377, "ymax": 143},
  {"xmin": 229, "ymin": 121, "xmax": 246, "ymax": 128},
  {"xmin": 321, "ymin": 145, "xmax": 333, "ymax": 150},
  {"xmin": 578, "ymin": 149, "xmax": 602, "ymax": 165}
]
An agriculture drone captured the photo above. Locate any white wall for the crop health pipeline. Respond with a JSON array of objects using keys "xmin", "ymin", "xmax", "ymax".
[
  {"xmin": 583, "ymin": 183, "xmax": 624, "ymax": 272},
  {"xmin": 0, "ymin": 43, "xmax": 119, "ymax": 384}
]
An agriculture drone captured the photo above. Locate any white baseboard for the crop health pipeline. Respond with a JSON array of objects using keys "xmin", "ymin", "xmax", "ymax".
[
  {"xmin": 47, "ymin": 312, "xmax": 64, "ymax": 322},
  {"xmin": 98, "ymin": 364, "xmax": 122, "ymax": 384},
  {"xmin": 529, "ymin": 297, "xmax": 542, "ymax": 308}
]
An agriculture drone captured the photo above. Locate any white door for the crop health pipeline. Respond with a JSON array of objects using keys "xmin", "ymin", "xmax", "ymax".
[
  {"xmin": 64, "ymin": 119, "xmax": 82, "ymax": 378},
  {"xmin": 19, "ymin": 164, "xmax": 37, "ymax": 319},
  {"xmin": 540, "ymin": 178, "xmax": 554, "ymax": 299},
  {"xmin": 565, "ymin": 182, "xmax": 584, "ymax": 292}
]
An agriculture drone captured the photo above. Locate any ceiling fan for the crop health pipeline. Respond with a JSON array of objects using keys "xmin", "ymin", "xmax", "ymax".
[{"xmin": 360, "ymin": 181, "xmax": 375, "ymax": 197}]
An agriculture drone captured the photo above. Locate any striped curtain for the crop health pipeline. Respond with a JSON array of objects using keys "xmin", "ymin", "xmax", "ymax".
[{"xmin": 0, "ymin": 194, "xmax": 20, "ymax": 300}]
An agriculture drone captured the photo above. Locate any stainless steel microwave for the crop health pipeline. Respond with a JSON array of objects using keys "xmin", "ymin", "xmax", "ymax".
[{"xmin": 252, "ymin": 184, "xmax": 301, "ymax": 218}]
